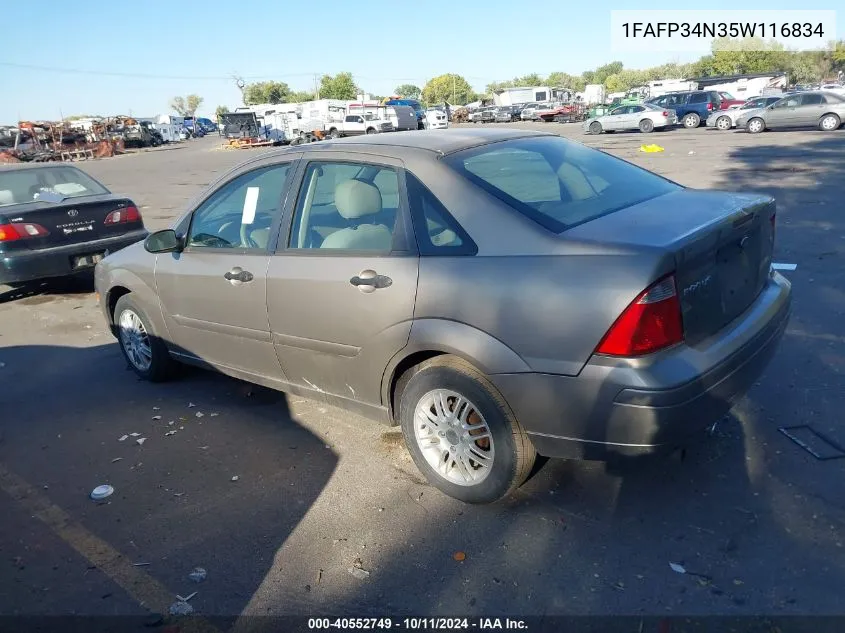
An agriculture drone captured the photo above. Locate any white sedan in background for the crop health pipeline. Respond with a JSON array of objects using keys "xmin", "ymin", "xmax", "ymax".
[
  {"xmin": 583, "ymin": 103, "xmax": 677, "ymax": 134},
  {"xmin": 425, "ymin": 109, "xmax": 449, "ymax": 129},
  {"xmin": 706, "ymin": 95, "xmax": 783, "ymax": 130}
]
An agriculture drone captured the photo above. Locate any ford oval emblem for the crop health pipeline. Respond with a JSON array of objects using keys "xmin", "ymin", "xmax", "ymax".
[{"xmin": 67, "ymin": 209, "xmax": 79, "ymax": 217}]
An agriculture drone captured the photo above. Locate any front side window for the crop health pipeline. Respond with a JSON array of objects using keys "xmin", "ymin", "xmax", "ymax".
[
  {"xmin": 288, "ymin": 162, "xmax": 399, "ymax": 251},
  {"xmin": 775, "ymin": 96, "xmax": 800, "ymax": 108},
  {"xmin": 187, "ymin": 163, "xmax": 291, "ymax": 250},
  {"xmin": 445, "ymin": 136, "xmax": 679, "ymax": 233}
]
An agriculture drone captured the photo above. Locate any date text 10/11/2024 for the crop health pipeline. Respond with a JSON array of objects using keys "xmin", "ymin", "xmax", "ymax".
[
  {"xmin": 308, "ymin": 618, "xmax": 528, "ymax": 630},
  {"xmin": 621, "ymin": 22, "xmax": 826, "ymax": 38}
]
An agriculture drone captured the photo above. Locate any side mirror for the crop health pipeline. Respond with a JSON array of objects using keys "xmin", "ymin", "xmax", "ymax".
[{"xmin": 144, "ymin": 229, "xmax": 183, "ymax": 254}]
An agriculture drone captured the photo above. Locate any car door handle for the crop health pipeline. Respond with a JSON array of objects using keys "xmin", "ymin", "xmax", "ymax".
[
  {"xmin": 224, "ymin": 267, "xmax": 254, "ymax": 284},
  {"xmin": 350, "ymin": 269, "xmax": 392, "ymax": 293}
]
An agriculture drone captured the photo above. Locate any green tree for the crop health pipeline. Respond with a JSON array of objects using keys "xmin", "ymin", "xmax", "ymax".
[
  {"xmin": 170, "ymin": 94, "xmax": 203, "ymax": 117},
  {"xmin": 592, "ymin": 61, "xmax": 624, "ymax": 84},
  {"xmin": 288, "ymin": 90, "xmax": 315, "ymax": 103},
  {"xmin": 214, "ymin": 105, "xmax": 229, "ymax": 120},
  {"xmin": 393, "ymin": 84, "xmax": 421, "ymax": 99},
  {"xmin": 319, "ymin": 72, "xmax": 358, "ymax": 99},
  {"xmin": 242, "ymin": 81, "xmax": 291, "ymax": 105},
  {"xmin": 422, "ymin": 73, "xmax": 476, "ymax": 104},
  {"xmin": 546, "ymin": 71, "xmax": 586, "ymax": 92}
]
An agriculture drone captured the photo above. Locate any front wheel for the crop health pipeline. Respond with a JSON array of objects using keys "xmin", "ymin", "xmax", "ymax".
[
  {"xmin": 683, "ymin": 113, "xmax": 700, "ymax": 128},
  {"xmin": 639, "ymin": 118, "xmax": 654, "ymax": 133},
  {"xmin": 114, "ymin": 294, "xmax": 176, "ymax": 382},
  {"xmin": 366, "ymin": 127, "xmax": 376, "ymax": 134},
  {"xmin": 588, "ymin": 121, "xmax": 602, "ymax": 134},
  {"xmin": 716, "ymin": 116, "xmax": 732, "ymax": 130},
  {"xmin": 398, "ymin": 356, "xmax": 536, "ymax": 504},
  {"xmin": 819, "ymin": 113, "xmax": 841, "ymax": 131},
  {"xmin": 747, "ymin": 117, "xmax": 765, "ymax": 134}
]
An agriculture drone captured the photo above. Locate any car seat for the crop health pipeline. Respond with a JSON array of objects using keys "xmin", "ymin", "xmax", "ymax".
[{"xmin": 320, "ymin": 180, "xmax": 392, "ymax": 250}]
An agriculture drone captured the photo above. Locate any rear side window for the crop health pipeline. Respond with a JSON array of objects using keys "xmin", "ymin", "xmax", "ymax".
[
  {"xmin": 801, "ymin": 93, "xmax": 823, "ymax": 105},
  {"xmin": 405, "ymin": 172, "xmax": 476, "ymax": 256},
  {"xmin": 445, "ymin": 136, "xmax": 680, "ymax": 233},
  {"xmin": 689, "ymin": 92, "xmax": 707, "ymax": 103}
]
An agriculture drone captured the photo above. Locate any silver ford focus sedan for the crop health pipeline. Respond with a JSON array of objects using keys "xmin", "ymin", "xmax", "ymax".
[{"xmin": 95, "ymin": 129, "xmax": 792, "ymax": 504}]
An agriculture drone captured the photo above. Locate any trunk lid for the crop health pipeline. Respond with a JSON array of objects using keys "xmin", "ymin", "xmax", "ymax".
[
  {"xmin": 0, "ymin": 194, "xmax": 140, "ymax": 250},
  {"xmin": 564, "ymin": 189, "xmax": 776, "ymax": 344}
]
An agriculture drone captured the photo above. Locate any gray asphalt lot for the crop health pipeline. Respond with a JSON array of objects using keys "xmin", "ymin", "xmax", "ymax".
[{"xmin": 1, "ymin": 124, "xmax": 844, "ymax": 624}]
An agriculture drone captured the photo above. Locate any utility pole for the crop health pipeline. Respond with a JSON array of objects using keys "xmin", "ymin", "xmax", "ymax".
[
  {"xmin": 314, "ymin": 74, "xmax": 320, "ymax": 99},
  {"xmin": 452, "ymin": 74, "xmax": 456, "ymax": 104}
]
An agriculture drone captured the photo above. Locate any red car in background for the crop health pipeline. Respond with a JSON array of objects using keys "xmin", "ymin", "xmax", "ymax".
[{"xmin": 718, "ymin": 91, "xmax": 746, "ymax": 109}]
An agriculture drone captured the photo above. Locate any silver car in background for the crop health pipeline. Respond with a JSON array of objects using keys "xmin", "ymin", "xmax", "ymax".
[
  {"xmin": 736, "ymin": 91, "xmax": 845, "ymax": 133},
  {"xmin": 706, "ymin": 96, "xmax": 784, "ymax": 130},
  {"xmin": 583, "ymin": 103, "xmax": 677, "ymax": 134},
  {"xmin": 520, "ymin": 103, "xmax": 545, "ymax": 121}
]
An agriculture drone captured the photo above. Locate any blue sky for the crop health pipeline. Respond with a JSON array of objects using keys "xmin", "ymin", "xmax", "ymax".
[{"xmin": 2, "ymin": 0, "xmax": 840, "ymax": 123}]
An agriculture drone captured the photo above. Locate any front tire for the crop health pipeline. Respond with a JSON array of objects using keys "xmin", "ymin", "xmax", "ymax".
[
  {"xmin": 747, "ymin": 117, "xmax": 765, "ymax": 134},
  {"xmin": 819, "ymin": 113, "xmax": 841, "ymax": 131},
  {"xmin": 588, "ymin": 121, "xmax": 602, "ymax": 134},
  {"xmin": 683, "ymin": 112, "xmax": 700, "ymax": 128},
  {"xmin": 398, "ymin": 356, "xmax": 536, "ymax": 504},
  {"xmin": 114, "ymin": 294, "xmax": 175, "ymax": 382}
]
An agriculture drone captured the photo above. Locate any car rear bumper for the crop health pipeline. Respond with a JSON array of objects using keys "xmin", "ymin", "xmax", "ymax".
[
  {"xmin": 0, "ymin": 229, "xmax": 148, "ymax": 285},
  {"xmin": 490, "ymin": 271, "xmax": 791, "ymax": 460}
]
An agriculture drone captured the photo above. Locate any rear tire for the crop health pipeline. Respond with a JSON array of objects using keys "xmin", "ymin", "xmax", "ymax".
[
  {"xmin": 747, "ymin": 117, "xmax": 765, "ymax": 134},
  {"xmin": 683, "ymin": 112, "xmax": 700, "ymax": 128},
  {"xmin": 114, "ymin": 294, "xmax": 176, "ymax": 382},
  {"xmin": 398, "ymin": 356, "xmax": 536, "ymax": 504},
  {"xmin": 639, "ymin": 118, "xmax": 654, "ymax": 133},
  {"xmin": 329, "ymin": 128, "xmax": 339, "ymax": 139},
  {"xmin": 819, "ymin": 113, "xmax": 841, "ymax": 131},
  {"xmin": 589, "ymin": 121, "xmax": 602, "ymax": 134}
]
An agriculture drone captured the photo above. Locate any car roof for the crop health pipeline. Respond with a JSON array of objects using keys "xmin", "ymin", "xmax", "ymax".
[{"xmin": 264, "ymin": 128, "xmax": 556, "ymax": 159}]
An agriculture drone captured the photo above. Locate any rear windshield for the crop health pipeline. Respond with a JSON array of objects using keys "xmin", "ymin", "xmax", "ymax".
[
  {"xmin": 0, "ymin": 166, "xmax": 109, "ymax": 207},
  {"xmin": 444, "ymin": 136, "xmax": 680, "ymax": 232}
]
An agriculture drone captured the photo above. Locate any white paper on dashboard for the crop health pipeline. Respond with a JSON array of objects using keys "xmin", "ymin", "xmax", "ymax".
[{"xmin": 242, "ymin": 187, "xmax": 260, "ymax": 224}]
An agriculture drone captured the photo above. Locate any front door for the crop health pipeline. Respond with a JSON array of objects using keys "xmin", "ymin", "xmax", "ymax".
[
  {"xmin": 766, "ymin": 95, "xmax": 801, "ymax": 128},
  {"xmin": 266, "ymin": 155, "xmax": 418, "ymax": 406},
  {"xmin": 155, "ymin": 157, "xmax": 299, "ymax": 379},
  {"xmin": 602, "ymin": 106, "xmax": 627, "ymax": 130}
]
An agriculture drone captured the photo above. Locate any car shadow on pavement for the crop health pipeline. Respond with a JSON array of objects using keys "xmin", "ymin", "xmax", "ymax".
[
  {"xmin": 0, "ymin": 340, "xmax": 338, "ymax": 620},
  {"xmin": 0, "ymin": 273, "xmax": 95, "ymax": 305}
]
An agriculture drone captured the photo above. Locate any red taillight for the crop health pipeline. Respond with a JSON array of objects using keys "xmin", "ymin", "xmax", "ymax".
[
  {"xmin": 0, "ymin": 222, "xmax": 50, "ymax": 241},
  {"xmin": 595, "ymin": 275, "xmax": 684, "ymax": 357},
  {"xmin": 104, "ymin": 205, "xmax": 141, "ymax": 225},
  {"xmin": 662, "ymin": 111, "xmax": 669, "ymax": 116},
  {"xmin": 707, "ymin": 102, "xmax": 714, "ymax": 111}
]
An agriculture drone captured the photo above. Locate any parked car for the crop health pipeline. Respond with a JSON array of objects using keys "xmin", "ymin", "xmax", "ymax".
[
  {"xmin": 385, "ymin": 98, "xmax": 426, "ymax": 129},
  {"xmin": 736, "ymin": 91, "xmax": 845, "ymax": 133},
  {"xmin": 425, "ymin": 109, "xmax": 449, "ymax": 129},
  {"xmin": 584, "ymin": 103, "xmax": 677, "ymax": 134},
  {"xmin": 717, "ymin": 91, "xmax": 746, "ymax": 109},
  {"xmin": 647, "ymin": 90, "xmax": 722, "ymax": 128},
  {"xmin": 493, "ymin": 108, "xmax": 513, "ymax": 123},
  {"xmin": 95, "ymin": 128, "xmax": 791, "ymax": 504},
  {"xmin": 469, "ymin": 107, "xmax": 496, "ymax": 123},
  {"xmin": 520, "ymin": 103, "xmax": 544, "ymax": 120},
  {"xmin": 706, "ymin": 96, "xmax": 783, "ymax": 130},
  {"xmin": 1, "ymin": 164, "xmax": 147, "ymax": 285}
]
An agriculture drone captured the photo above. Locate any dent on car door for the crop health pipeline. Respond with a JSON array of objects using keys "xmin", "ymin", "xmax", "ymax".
[
  {"xmin": 154, "ymin": 158, "xmax": 299, "ymax": 378},
  {"xmin": 265, "ymin": 156, "xmax": 419, "ymax": 407}
]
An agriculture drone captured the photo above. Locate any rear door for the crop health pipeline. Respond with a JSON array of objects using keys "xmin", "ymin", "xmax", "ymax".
[
  {"xmin": 793, "ymin": 93, "xmax": 826, "ymax": 126},
  {"xmin": 266, "ymin": 153, "xmax": 419, "ymax": 405},
  {"xmin": 154, "ymin": 155, "xmax": 299, "ymax": 377}
]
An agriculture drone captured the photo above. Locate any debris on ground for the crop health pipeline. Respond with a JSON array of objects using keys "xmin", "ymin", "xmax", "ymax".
[
  {"xmin": 231, "ymin": 475, "xmax": 239, "ymax": 482},
  {"xmin": 453, "ymin": 551, "xmax": 467, "ymax": 562},
  {"xmin": 669, "ymin": 562, "xmax": 686, "ymax": 574},
  {"xmin": 772, "ymin": 263, "xmax": 797, "ymax": 271},
  {"xmin": 152, "ymin": 415, "xmax": 162, "ymax": 420},
  {"xmin": 210, "ymin": 413, "xmax": 219, "ymax": 417},
  {"xmin": 187, "ymin": 403, "xmax": 196, "ymax": 408},
  {"xmin": 136, "ymin": 438, "xmax": 147, "ymax": 446},
  {"xmin": 129, "ymin": 432, "xmax": 140, "ymax": 437},
  {"xmin": 90, "ymin": 485, "xmax": 114, "ymax": 500},
  {"xmin": 169, "ymin": 601, "xmax": 194, "ymax": 616},
  {"xmin": 165, "ymin": 430, "xmax": 177, "ymax": 437},
  {"xmin": 168, "ymin": 421, "xmax": 175, "ymax": 426},
  {"xmin": 111, "ymin": 457, "xmax": 123, "ymax": 463},
  {"xmin": 152, "ymin": 407, "xmax": 160, "ymax": 411},
  {"xmin": 348, "ymin": 567, "xmax": 370, "ymax": 580},
  {"xmin": 133, "ymin": 562, "xmax": 150, "ymax": 567},
  {"xmin": 188, "ymin": 567, "xmax": 207, "ymax": 583},
  {"xmin": 176, "ymin": 592, "xmax": 197, "ymax": 602},
  {"xmin": 118, "ymin": 435, "xmax": 128, "ymax": 442},
  {"xmin": 640, "ymin": 144, "xmax": 664, "ymax": 153},
  {"xmin": 195, "ymin": 412, "xmax": 204, "ymax": 418}
]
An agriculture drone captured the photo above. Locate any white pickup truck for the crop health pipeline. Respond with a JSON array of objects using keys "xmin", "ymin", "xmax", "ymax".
[{"xmin": 327, "ymin": 113, "xmax": 393, "ymax": 138}]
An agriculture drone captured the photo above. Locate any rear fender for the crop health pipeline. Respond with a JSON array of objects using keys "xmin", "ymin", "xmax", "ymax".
[{"xmin": 380, "ymin": 318, "xmax": 531, "ymax": 407}]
